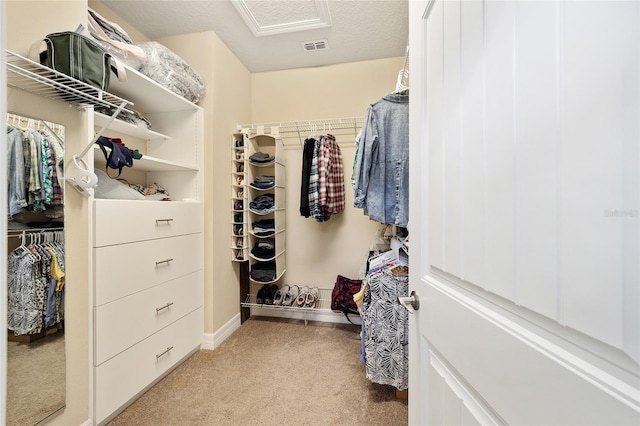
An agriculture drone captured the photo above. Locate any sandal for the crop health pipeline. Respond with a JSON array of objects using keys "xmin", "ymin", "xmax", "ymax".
[
  {"xmin": 273, "ymin": 285, "xmax": 288, "ymax": 306},
  {"xmin": 283, "ymin": 285, "xmax": 299, "ymax": 306},
  {"xmin": 296, "ymin": 286, "xmax": 309, "ymax": 307},
  {"xmin": 305, "ymin": 287, "xmax": 319, "ymax": 308}
]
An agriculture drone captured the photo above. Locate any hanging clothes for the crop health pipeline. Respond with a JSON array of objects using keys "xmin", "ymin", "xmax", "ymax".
[
  {"xmin": 353, "ymin": 93, "xmax": 409, "ymax": 227},
  {"xmin": 301, "ymin": 134, "xmax": 346, "ymax": 222},
  {"xmin": 6, "ymin": 124, "xmax": 64, "ymax": 218},
  {"xmin": 7, "ymin": 232, "xmax": 65, "ymax": 335},
  {"xmin": 300, "ymin": 137, "xmax": 316, "ymax": 218},
  {"xmin": 361, "ymin": 266, "xmax": 409, "ymax": 390}
]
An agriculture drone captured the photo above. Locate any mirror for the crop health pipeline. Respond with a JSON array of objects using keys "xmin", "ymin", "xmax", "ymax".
[{"xmin": 6, "ymin": 113, "xmax": 66, "ymax": 425}]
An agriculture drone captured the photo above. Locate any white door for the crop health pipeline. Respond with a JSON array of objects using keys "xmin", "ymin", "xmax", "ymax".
[{"xmin": 408, "ymin": 1, "xmax": 640, "ymax": 424}]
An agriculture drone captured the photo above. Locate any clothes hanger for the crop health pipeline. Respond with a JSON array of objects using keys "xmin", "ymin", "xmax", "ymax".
[{"xmin": 394, "ymin": 45, "xmax": 410, "ymax": 95}]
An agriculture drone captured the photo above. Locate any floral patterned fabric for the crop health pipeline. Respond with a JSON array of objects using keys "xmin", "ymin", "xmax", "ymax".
[{"xmin": 362, "ymin": 268, "xmax": 409, "ymax": 390}]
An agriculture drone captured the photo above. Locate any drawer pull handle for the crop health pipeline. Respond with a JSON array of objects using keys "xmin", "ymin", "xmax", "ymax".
[
  {"xmin": 155, "ymin": 258, "xmax": 173, "ymax": 267},
  {"xmin": 156, "ymin": 302, "xmax": 174, "ymax": 313},
  {"xmin": 156, "ymin": 346, "xmax": 174, "ymax": 360},
  {"xmin": 156, "ymin": 218, "xmax": 174, "ymax": 224}
]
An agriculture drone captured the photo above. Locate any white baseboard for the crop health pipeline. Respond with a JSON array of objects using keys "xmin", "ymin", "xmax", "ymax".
[{"xmin": 201, "ymin": 313, "xmax": 242, "ymax": 350}]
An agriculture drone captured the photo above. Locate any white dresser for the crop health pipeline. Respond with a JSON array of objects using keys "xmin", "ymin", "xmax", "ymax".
[{"xmin": 91, "ymin": 65, "xmax": 204, "ymax": 425}]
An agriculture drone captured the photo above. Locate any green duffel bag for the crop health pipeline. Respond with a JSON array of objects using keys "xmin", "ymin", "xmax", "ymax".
[{"xmin": 31, "ymin": 31, "xmax": 125, "ymax": 94}]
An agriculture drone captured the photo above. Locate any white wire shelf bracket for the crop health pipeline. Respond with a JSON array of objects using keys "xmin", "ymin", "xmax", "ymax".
[{"xmin": 6, "ymin": 49, "xmax": 133, "ymax": 113}]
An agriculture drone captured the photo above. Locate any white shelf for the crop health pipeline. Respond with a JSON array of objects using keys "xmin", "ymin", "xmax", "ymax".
[
  {"xmin": 94, "ymin": 112, "xmax": 168, "ymax": 141},
  {"xmin": 93, "ymin": 145, "xmax": 198, "ymax": 172},
  {"xmin": 108, "ymin": 64, "xmax": 198, "ymax": 113}
]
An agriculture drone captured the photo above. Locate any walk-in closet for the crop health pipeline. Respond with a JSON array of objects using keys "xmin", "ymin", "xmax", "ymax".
[{"xmin": 3, "ymin": 1, "xmax": 639, "ymax": 425}]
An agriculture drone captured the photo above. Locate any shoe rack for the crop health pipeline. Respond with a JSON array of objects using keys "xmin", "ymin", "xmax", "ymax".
[{"xmin": 231, "ymin": 133, "xmax": 247, "ymax": 261}]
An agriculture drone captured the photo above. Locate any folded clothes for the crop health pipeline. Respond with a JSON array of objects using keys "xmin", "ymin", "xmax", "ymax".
[
  {"xmin": 250, "ymin": 260, "xmax": 276, "ymax": 282},
  {"xmin": 251, "ymin": 175, "xmax": 275, "ymax": 189},
  {"xmin": 249, "ymin": 151, "xmax": 275, "ymax": 164},
  {"xmin": 254, "ymin": 175, "xmax": 275, "ymax": 183},
  {"xmin": 252, "ymin": 218, "xmax": 275, "ymax": 229},
  {"xmin": 250, "ymin": 193, "xmax": 275, "ymax": 211},
  {"xmin": 250, "ymin": 182, "xmax": 275, "ymax": 189},
  {"xmin": 251, "ymin": 238, "xmax": 275, "ymax": 258}
]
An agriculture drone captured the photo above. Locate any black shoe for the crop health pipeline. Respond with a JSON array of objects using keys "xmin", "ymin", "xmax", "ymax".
[{"xmin": 256, "ymin": 284, "xmax": 267, "ymax": 304}]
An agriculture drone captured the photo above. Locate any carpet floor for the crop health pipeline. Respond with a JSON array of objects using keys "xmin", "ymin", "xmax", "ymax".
[
  {"xmin": 108, "ymin": 317, "xmax": 408, "ymax": 426},
  {"xmin": 6, "ymin": 331, "xmax": 65, "ymax": 426}
]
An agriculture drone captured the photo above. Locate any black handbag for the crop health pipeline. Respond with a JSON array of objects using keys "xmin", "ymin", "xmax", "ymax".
[{"xmin": 331, "ymin": 275, "xmax": 362, "ymax": 325}]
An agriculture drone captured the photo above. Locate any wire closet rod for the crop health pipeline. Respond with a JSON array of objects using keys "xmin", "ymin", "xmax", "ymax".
[
  {"xmin": 238, "ymin": 116, "xmax": 365, "ymax": 135},
  {"xmin": 8, "ymin": 227, "xmax": 65, "ymax": 235}
]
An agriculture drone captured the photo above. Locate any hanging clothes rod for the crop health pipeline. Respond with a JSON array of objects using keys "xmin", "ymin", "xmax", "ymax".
[
  {"xmin": 7, "ymin": 112, "xmax": 66, "ymax": 138},
  {"xmin": 237, "ymin": 116, "xmax": 365, "ymax": 136},
  {"xmin": 8, "ymin": 227, "xmax": 65, "ymax": 236}
]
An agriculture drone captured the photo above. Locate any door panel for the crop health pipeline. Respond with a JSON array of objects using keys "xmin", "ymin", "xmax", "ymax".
[
  {"xmin": 424, "ymin": 276, "xmax": 638, "ymax": 425},
  {"xmin": 410, "ymin": 0, "xmax": 640, "ymax": 424}
]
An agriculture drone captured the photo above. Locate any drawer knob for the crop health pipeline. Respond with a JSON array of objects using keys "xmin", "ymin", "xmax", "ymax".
[
  {"xmin": 156, "ymin": 346, "xmax": 174, "ymax": 360},
  {"xmin": 156, "ymin": 218, "xmax": 174, "ymax": 224},
  {"xmin": 156, "ymin": 302, "xmax": 174, "ymax": 313},
  {"xmin": 155, "ymin": 258, "xmax": 174, "ymax": 267}
]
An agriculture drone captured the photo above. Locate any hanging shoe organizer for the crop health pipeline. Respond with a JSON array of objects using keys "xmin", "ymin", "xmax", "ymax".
[{"xmin": 5, "ymin": 49, "xmax": 133, "ymax": 196}]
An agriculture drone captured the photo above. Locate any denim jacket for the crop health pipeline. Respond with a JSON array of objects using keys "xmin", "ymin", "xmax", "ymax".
[
  {"xmin": 353, "ymin": 93, "xmax": 409, "ymax": 227},
  {"xmin": 7, "ymin": 126, "xmax": 27, "ymax": 217}
]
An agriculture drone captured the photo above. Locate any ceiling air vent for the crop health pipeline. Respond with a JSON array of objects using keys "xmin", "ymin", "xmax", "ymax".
[{"xmin": 302, "ymin": 40, "xmax": 328, "ymax": 52}]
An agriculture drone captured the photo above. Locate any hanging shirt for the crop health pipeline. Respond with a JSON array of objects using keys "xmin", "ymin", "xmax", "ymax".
[
  {"xmin": 317, "ymin": 134, "xmax": 345, "ymax": 215},
  {"xmin": 7, "ymin": 126, "xmax": 27, "ymax": 217},
  {"xmin": 353, "ymin": 93, "xmax": 409, "ymax": 227},
  {"xmin": 299, "ymin": 138, "xmax": 316, "ymax": 218}
]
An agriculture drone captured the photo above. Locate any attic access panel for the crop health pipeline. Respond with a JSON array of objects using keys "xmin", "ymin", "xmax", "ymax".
[{"xmin": 232, "ymin": 0, "xmax": 332, "ymax": 36}]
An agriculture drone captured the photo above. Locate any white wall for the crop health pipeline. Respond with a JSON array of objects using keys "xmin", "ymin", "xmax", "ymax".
[{"xmin": 251, "ymin": 57, "xmax": 404, "ymax": 290}]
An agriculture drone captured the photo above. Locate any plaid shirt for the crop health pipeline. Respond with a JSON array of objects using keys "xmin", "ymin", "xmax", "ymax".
[
  {"xmin": 317, "ymin": 134, "xmax": 345, "ymax": 214},
  {"xmin": 307, "ymin": 139, "xmax": 320, "ymax": 219}
]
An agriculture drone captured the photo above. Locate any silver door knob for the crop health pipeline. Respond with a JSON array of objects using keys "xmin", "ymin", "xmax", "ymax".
[{"xmin": 397, "ymin": 290, "xmax": 420, "ymax": 313}]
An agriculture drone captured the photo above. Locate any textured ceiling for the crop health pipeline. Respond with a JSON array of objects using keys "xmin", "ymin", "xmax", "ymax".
[{"xmin": 100, "ymin": 0, "xmax": 408, "ymax": 73}]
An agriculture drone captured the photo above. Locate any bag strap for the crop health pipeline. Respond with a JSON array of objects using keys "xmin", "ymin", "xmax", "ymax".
[
  {"xmin": 110, "ymin": 56, "xmax": 127, "ymax": 83},
  {"xmin": 28, "ymin": 39, "xmax": 47, "ymax": 65},
  {"xmin": 340, "ymin": 303, "xmax": 361, "ymax": 326}
]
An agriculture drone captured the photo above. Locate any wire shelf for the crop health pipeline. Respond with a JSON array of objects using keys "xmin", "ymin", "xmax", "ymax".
[
  {"xmin": 241, "ymin": 287, "xmax": 333, "ymax": 313},
  {"xmin": 6, "ymin": 49, "xmax": 133, "ymax": 112},
  {"xmin": 238, "ymin": 117, "xmax": 365, "ymax": 136}
]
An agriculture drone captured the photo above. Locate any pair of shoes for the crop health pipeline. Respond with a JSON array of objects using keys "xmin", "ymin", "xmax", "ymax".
[
  {"xmin": 305, "ymin": 287, "xmax": 319, "ymax": 308},
  {"xmin": 256, "ymin": 284, "xmax": 269, "ymax": 304},
  {"xmin": 282, "ymin": 285, "xmax": 300, "ymax": 306},
  {"xmin": 295, "ymin": 286, "xmax": 309, "ymax": 307},
  {"xmin": 273, "ymin": 285, "xmax": 288, "ymax": 305}
]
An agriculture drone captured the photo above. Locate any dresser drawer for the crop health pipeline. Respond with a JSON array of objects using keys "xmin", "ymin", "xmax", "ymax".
[
  {"xmin": 94, "ymin": 307, "xmax": 203, "ymax": 424},
  {"xmin": 94, "ymin": 233, "xmax": 203, "ymax": 305},
  {"xmin": 94, "ymin": 271, "xmax": 202, "ymax": 366},
  {"xmin": 94, "ymin": 199, "xmax": 202, "ymax": 247}
]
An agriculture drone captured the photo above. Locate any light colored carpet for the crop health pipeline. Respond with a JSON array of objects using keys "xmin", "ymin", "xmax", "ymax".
[
  {"xmin": 6, "ymin": 331, "xmax": 65, "ymax": 426},
  {"xmin": 108, "ymin": 317, "xmax": 408, "ymax": 426}
]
